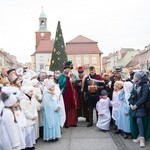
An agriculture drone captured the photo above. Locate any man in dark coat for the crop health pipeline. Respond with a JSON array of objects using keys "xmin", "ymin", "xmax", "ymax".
[
  {"xmin": 83, "ymin": 66, "xmax": 105, "ymax": 127},
  {"xmin": 76, "ymin": 66, "xmax": 89, "ymax": 121}
]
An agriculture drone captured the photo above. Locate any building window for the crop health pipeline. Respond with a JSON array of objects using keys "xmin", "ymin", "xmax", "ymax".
[
  {"xmin": 76, "ymin": 57, "xmax": 81, "ymax": 66},
  {"xmin": 39, "ymin": 56, "xmax": 43, "ymax": 61},
  {"xmin": 84, "ymin": 56, "xmax": 89, "ymax": 64},
  {"xmin": 92, "ymin": 57, "xmax": 97, "ymax": 65},
  {"xmin": 39, "ymin": 63, "xmax": 44, "ymax": 70}
]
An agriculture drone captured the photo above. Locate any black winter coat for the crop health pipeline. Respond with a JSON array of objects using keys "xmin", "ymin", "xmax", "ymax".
[{"xmin": 130, "ymin": 75, "xmax": 149, "ymax": 117}]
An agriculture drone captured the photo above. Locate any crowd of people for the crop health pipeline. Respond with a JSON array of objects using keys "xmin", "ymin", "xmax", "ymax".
[{"xmin": 0, "ymin": 61, "xmax": 150, "ymax": 149}]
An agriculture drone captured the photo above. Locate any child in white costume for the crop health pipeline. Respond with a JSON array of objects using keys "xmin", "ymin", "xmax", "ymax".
[
  {"xmin": 20, "ymin": 86, "xmax": 38, "ymax": 149},
  {"xmin": 111, "ymin": 81, "xmax": 124, "ymax": 122},
  {"xmin": 0, "ymin": 96, "xmax": 4, "ymax": 150},
  {"xmin": 44, "ymin": 78, "xmax": 66, "ymax": 128},
  {"xmin": 31, "ymin": 79, "xmax": 42, "ymax": 139},
  {"xmin": 96, "ymin": 90, "xmax": 111, "ymax": 131},
  {"xmin": 32, "ymin": 79, "xmax": 42, "ymax": 102},
  {"xmin": 115, "ymin": 81, "xmax": 133, "ymax": 138},
  {"xmin": 54, "ymin": 83, "xmax": 66, "ymax": 128},
  {"xmin": 0, "ymin": 93, "xmax": 26, "ymax": 150},
  {"xmin": 42, "ymin": 80, "xmax": 61, "ymax": 141},
  {"xmin": 0, "ymin": 100, "xmax": 4, "ymax": 118},
  {"xmin": 14, "ymin": 100, "xmax": 27, "ymax": 144}
]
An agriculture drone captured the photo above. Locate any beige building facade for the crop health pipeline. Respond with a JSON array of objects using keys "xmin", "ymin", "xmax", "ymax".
[
  {"xmin": 102, "ymin": 48, "xmax": 140, "ymax": 70},
  {"xmin": 127, "ymin": 43, "xmax": 150, "ymax": 70},
  {"xmin": 0, "ymin": 48, "xmax": 21, "ymax": 72},
  {"xmin": 66, "ymin": 35, "xmax": 102, "ymax": 74},
  {"xmin": 31, "ymin": 10, "xmax": 103, "ymax": 73}
]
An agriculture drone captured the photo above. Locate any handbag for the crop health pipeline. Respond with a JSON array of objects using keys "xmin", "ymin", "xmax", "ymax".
[
  {"xmin": 144, "ymin": 86, "xmax": 150, "ymax": 110},
  {"xmin": 145, "ymin": 101, "xmax": 150, "ymax": 109}
]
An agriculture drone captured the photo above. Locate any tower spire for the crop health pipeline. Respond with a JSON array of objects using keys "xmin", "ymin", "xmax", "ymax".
[
  {"xmin": 42, "ymin": 6, "xmax": 43, "ymax": 11},
  {"xmin": 38, "ymin": 7, "xmax": 47, "ymax": 32}
]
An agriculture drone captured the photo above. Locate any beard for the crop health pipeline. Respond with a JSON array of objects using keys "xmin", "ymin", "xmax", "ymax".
[{"xmin": 90, "ymin": 73, "xmax": 96, "ymax": 78}]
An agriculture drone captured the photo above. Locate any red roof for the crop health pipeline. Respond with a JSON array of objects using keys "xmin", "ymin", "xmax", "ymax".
[
  {"xmin": 36, "ymin": 40, "xmax": 53, "ymax": 53},
  {"xmin": 68, "ymin": 35, "xmax": 97, "ymax": 43},
  {"xmin": 66, "ymin": 35, "xmax": 102, "ymax": 55}
]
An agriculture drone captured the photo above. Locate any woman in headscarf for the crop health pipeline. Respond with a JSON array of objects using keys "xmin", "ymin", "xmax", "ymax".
[{"xmin": 129, "ymin": 71, "xmax": 149, "ymax": 148}]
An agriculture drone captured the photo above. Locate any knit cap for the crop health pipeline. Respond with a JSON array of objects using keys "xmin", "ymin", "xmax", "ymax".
[
  {"xmin": 101, "ymin": 90, "xmax": 108, "ymax": 96},
  {"xmin": 133, "ymin": 71, "xmax": 145, "ymax": 79}
]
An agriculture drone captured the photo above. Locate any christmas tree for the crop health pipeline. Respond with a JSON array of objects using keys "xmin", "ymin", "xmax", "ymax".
[{"xmin": 50, "ymin": 21, "xmax": 68, "ymax": 72}]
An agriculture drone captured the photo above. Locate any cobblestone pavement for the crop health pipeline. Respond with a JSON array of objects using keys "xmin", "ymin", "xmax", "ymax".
[{"xmin": 35, "ymin": 117, "xmax": 150, "ymax": 150}]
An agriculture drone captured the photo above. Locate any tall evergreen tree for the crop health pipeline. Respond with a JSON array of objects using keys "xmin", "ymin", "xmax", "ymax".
[{"xmin": 50, "ymin": 21, "xmax": 68, "ymax": 72}]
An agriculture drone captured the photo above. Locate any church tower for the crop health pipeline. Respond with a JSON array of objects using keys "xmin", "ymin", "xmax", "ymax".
[
  {"xmin": 31, "ymin": 8, "xmax": 53, "ymax": 72},
  {"xmin": 35, "ymin": 8, "xmax": 52, "ymax": 50}
]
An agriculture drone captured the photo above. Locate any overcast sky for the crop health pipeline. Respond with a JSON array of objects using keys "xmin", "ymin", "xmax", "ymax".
[{"xmin": 0, "ymin": 0, "xmax": 150, "ymax": 63}]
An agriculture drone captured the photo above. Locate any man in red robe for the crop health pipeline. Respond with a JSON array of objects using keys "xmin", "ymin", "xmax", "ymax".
[{"xmin": 58, "ymin": 60, "xmax": 78, "ymax": 128}]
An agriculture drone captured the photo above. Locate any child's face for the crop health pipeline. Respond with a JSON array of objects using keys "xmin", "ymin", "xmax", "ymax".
[
  {"xmin": 5, "ymin": 83, "xmax": 10, "ymax": 86},
  {"xmin": 15, "ymin": 79, "xmax": 22, "ymax": 87},
  {"xmin": 27, "ymin": 89, "xmax": 34, "ymax": 97},
  {"xmin": 12, "ymin": 101, "xmax": 20, "ymax": 111},
  {"xmin": 103, "ymin": 95, "xmax": 107, "ymax": 99},
  {"xmin": 34, "ymin": 83, "xmax": 40, "ymax": 88},
  {"xmin": 114, "ymin": 85, "xmax": 117, "ymax": 91},
  {"xmin": 49, "ymin": 86, "xmax": 55, "ymax": 92}
]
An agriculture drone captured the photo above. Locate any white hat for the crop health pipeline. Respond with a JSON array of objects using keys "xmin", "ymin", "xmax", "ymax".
[
  {"xmin": 45, "ymin": 80, "xmax": 55, "ymax": 89},
  {"xmin": 32, "ymin": 79, "xmax": 39, "ymax": 86},
  {"xmin": 22, "ymin": 79, "xmax": 32, "ymax": 86},
  {"xmin": 27, "ymin": 70, "xmax": 38, "ymax": 80},
  {"xmin": 1, "ymin": 93, "xmax": 18, "ymax": 107},
  {"xmin": 22, "ymin": 72, "xmax": 31, "ymax": 80},
  {"xmin": 21, "ymin": 86, "xmax": 33, "ymax": 94},
  {"xmin": 22, "ymin": 70, "xmax": 38, "ymax": 80},
  {"xmin": 46, "ymin": 71, "xmax": 54, "ymax": 76},
  {"xmin": 2, "ymin": 86, "xmax": 20, "ymax": 96},
  {"xmin": 30, "ymin": 72, "xmax": 38, "ymax": 80}
]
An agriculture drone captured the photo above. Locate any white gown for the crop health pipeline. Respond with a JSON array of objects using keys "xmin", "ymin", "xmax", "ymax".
[
  {"xmin": 96, "ymin": 97, "xmax": 111, "ymax": 130},
  {"xmin": 54, "ymin": 84, "xmax": 66, "ymax": 127},
  {"xmin": 43, "ymin": 81, "xmax": 66, "ymax": 127},
  {"xmin": 0, "ymin": 108, "xmax": 25, "ymax": 150},
  {"xmin": 111, "ymin": 89, "xmax": 123, "ymax": 121}
]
